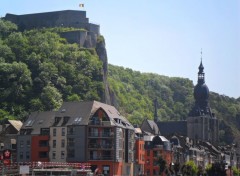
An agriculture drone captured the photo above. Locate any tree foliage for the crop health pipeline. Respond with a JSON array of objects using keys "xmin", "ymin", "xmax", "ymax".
[
  {"xmin": 0, "ymin": 19, "xmax": 240, "ymax": 145},
  {"xmin": 0, "ymin": 19, "xmax": 103, "ymax": 119},
  {"xmin": 108, "ymin": 64, "xmax": 240, "ymax": 144},
  {"xmin": 181, "ymin": 160, "xmax": 198, "ymax": 176}
]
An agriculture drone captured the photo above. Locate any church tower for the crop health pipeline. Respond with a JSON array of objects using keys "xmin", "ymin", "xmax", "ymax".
[{"xmin": 187, "ymin": 57, "xmax": 219, "ymax": 145}]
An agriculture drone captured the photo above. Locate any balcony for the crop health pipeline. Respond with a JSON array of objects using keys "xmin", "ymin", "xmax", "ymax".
[
  {"xmin": 88, "ymin": 143, "xmax": 114, "ymax": 150},
  {"xmin": 89, "ymin": 120, "xmax": 112, "ymax": 126},
  {"xmin": 153, "ymin": 145, "xmax": 163, "ymax": 149},
  {"xmin": 88, "ymin": 132, "xmax": 114, "ymax": 138},
  {"xmin": 89, "ymin": 155, "xmax": 114, "ymax": 161}
]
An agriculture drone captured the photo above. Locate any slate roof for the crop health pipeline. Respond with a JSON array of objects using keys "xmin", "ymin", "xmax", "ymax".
[
  {"xmin": 22, "ymin": 111, "xmax": 56, "ymax": 135},
  {"xmin": 54, "ymin": 101, "xmax": 134, "ymax": 129},
  {"xmin": 157, "ymin": 120, "xmax": 187, "ymax": 136},
  {"xmin": 20, "ymin": 101, "xmax": 134, "ymax": 134},
  {"xmin": 200, "ymin": 141, "xmax": 221, "ymax": 156},
  {"xmin": 55, "ymin": 101, "xmax": 94, "ymax": 126},
  {"xmin": 140, "ymin": 119, "xmax": 160, "ymax": 135}
]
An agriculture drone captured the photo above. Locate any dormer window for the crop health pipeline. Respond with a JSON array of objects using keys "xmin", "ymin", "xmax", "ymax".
[
  {"xmin": 55, "ymin": 117, "xmax": 61, "ymax": 123},
  {"xmin": 72, "ymin": 117, "xmax": 82, "ymax": 125},
  {"xmin": 54, "ymin": 117, "xmax": 61, "ymax": 126},
  {"xmin": 62, "ymin": 116, "xmax": 70, "ymax": 126},
  {"xmin": 25, "ymin": 120, "xmax": 34, "ymax": 127}
]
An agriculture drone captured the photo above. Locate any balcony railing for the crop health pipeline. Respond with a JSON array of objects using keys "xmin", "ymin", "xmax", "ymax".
[
  {"xmin": 88, "ymin": 143, "xmax": 114, "ymax": 149},
  {"xmin": 153, "ymin": 145, "xmax": 163, "ymax": 149},
  {"xmin": 89, "ymin": 120, "xmax": 112, "ymax": 126},
  {"xmin": 89, "ymin": 155, "xmax": 114, "ymax": 160},
  {"xmin": 88, "ymin": 132, "xmax": 114, "ymax": 138}
]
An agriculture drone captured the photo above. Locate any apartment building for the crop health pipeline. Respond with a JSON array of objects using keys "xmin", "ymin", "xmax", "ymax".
[
  {"xmin": 16, "ymin": 101, "xmax": 135, "ymax": 176},
  {"xmin": 17, "ymin": 111, "xmax": 55, "ymax": 162}
]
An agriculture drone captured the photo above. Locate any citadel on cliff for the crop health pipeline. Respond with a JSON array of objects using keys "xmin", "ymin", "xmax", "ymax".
[{"xmin": 0, "ymin": 10, "xmax": 238, "ymax": 176}]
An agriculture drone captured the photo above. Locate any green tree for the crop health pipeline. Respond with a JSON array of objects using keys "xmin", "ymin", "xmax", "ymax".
[
  {"xmin": 181, "ymin": 160, "xmax": 198, "ymax": 176},
  {"xmin": 5, "ymin": 32, "xmax": 28, "ymax": 61},
  {"xmin": 0, "ymin": 19, "xmax": 17, "ymax": 38},
  {"xmin": 40, "ymin": 85, "xmax": 63, "ymax": 110},
  {"xmin": 0, "ymin": 40, "xmax": 15, "ymax": 61},
  {"xmin": 0, "ymin": 62, "xmax": 32, "ymax": 102}
]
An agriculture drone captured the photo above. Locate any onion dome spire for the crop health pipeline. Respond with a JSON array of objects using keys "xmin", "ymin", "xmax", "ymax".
[{"xmin": 198, "ymin": 49, "xmax": 205, "ymax": 84}]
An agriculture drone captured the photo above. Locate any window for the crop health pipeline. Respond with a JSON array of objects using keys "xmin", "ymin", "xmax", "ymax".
[
  {"xmin": 39, "ymin": 140, "xmax": 48, "ymax": 147},
  {"xmin": 26, "ymin": 140, "xmax": 30, "ymax": 148},
  {"xmin": 53, "ymin": 128, "xmax": 56, "ymax": 136},
  {"xmin": 41, "ymin": 128, "xmax": 50, "ymax": 135},
  {"xmin": 119, "ymin": 139, "xmax": 123, "ymax": 149},
  {"xmin": 67, "ymin": 149, "xmax": 75, "ymax": 158},
  {"xmin": 90, "ymin": 151, "xmax": 98, "ymax": 160},
  {"xmin": 61, "ymin": 139, "xmax": 65, "ymax": 148},
  {"xmin": 52, "ymin": 151, "xmax": 56, "ymax": 159},
  {"xmin": 68, "ymin": 127, "xmax": 75, "ymax": 135},
  {"xmin": 119, "ymin": 150, "xmax": 122, "ymax": 159},
  {"xmin": 62, "ymin": 128, "xmax": 65, "ymax": 136},
  {"xmin": 53, "ymin": 140, "xmax": 56, "ymax": 148},
  {"xmin": 61, "ymin": 151, "xmax": 65, "ymax": 159},
  {"xmin": 153, "ymin": 169, "xmax": 158, "ymax": 175},
  {"xmin": 73, "ymin": 117, "xmax": 82, "ymax": 125},
  {"xmin": 62, "ymin": 116, "xmax": 70, "ymax": 125},
  {"xmin": 0, "ymin": 143, "xmax": 3, "ymax": 150},
  {"xmin": 39, "ymin": 151, "xmax": 48, "ymax": 158},
  {"xmin": 25, "ymin": 120, "xmax": 34, "ymax": 127},
  {"xmin": 103, "ymin": 165, "xmax": 110, "ymax": 175},
  {"xmin": 20, "ymin": 152, "xmax": 23, "ymax": 159},
  {"xmin": 26, "ymin": 129, "xmax": 32, "ymax": 135},
  {"xmin": 20, "ymin": 140, "xmax": 24, "ymax": 148},
  {"xmin": 26, "ymin": 151, "xmax": 30, "ymax": 159},
  {"xmin": 67, "ymin": 138, "xmax": 75, "ymax": 146},
  {"xmin": 54, "ymin": 117, "xmax": 61, "ymax": 125},
  {"xmin": 147, "ymin": 150, "xmax": 150, "ymax": 156},
  {"xmin": 90, "ymin": 128, "xmax": 98, "ymax": 137},
  {"xmin": 11, "ymin": 144, "xmax": 16, "ymax": 150}
]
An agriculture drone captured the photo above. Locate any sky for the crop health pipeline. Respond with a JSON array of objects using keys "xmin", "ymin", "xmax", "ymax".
[{"xmin": 1, "ymin": 0, "xmax": 240, "ymax": 98}]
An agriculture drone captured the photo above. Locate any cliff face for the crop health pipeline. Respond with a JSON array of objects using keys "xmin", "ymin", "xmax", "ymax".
[
  {"xmin": 60, "ymin": 31, "xmax": 116, "ymax": 105},
  {"xmin": 60, "ymin": 30, "xmax": 98, "ymax": 48},
  {"xmin": 96, "ymin": 37, "xmax": 117, "ymax": 106}
]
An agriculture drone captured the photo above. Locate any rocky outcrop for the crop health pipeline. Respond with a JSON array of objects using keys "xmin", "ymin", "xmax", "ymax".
[
  {"xmin": 60, "ymin": 30, "xmax": 97, "ymax": 48},
  {"xmin": 96, "ymin": 36, "xmax": 116, "ymax": 106}
]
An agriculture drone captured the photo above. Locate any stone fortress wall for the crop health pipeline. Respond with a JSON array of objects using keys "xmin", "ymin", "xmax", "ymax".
[{"xmin": 5, "ymin": 10, "xmax": 100, "ymax": 47}]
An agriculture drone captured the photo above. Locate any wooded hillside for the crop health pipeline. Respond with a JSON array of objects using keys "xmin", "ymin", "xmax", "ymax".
[{"xmin": 1, "ymin": 19, "xmax": 239, "ymax": 145}]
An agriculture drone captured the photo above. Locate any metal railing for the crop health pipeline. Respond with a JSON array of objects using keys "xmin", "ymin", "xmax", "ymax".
[
  {"xmin": 88, "ymin": 132, "xmax": 114, "ymax": 138},
  {"xmin": 89, "ymin": 120, "xmax": 111, "ymax": 126},
  {"xmin": 88, "ymin": 143, "xmax": 114, "ymax": 149},
  {"xmin": 0, "ymin": 161, "xmax": 91, "ymax": 172},
  {"xmin": 89, "ymin": 155, "xmax": 114, "ymax": 160}
]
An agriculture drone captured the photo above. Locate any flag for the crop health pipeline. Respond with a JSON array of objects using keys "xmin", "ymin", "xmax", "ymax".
[{"xmin": 79, "ymin": 4, "xmax": 84, "ymax": 8}]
